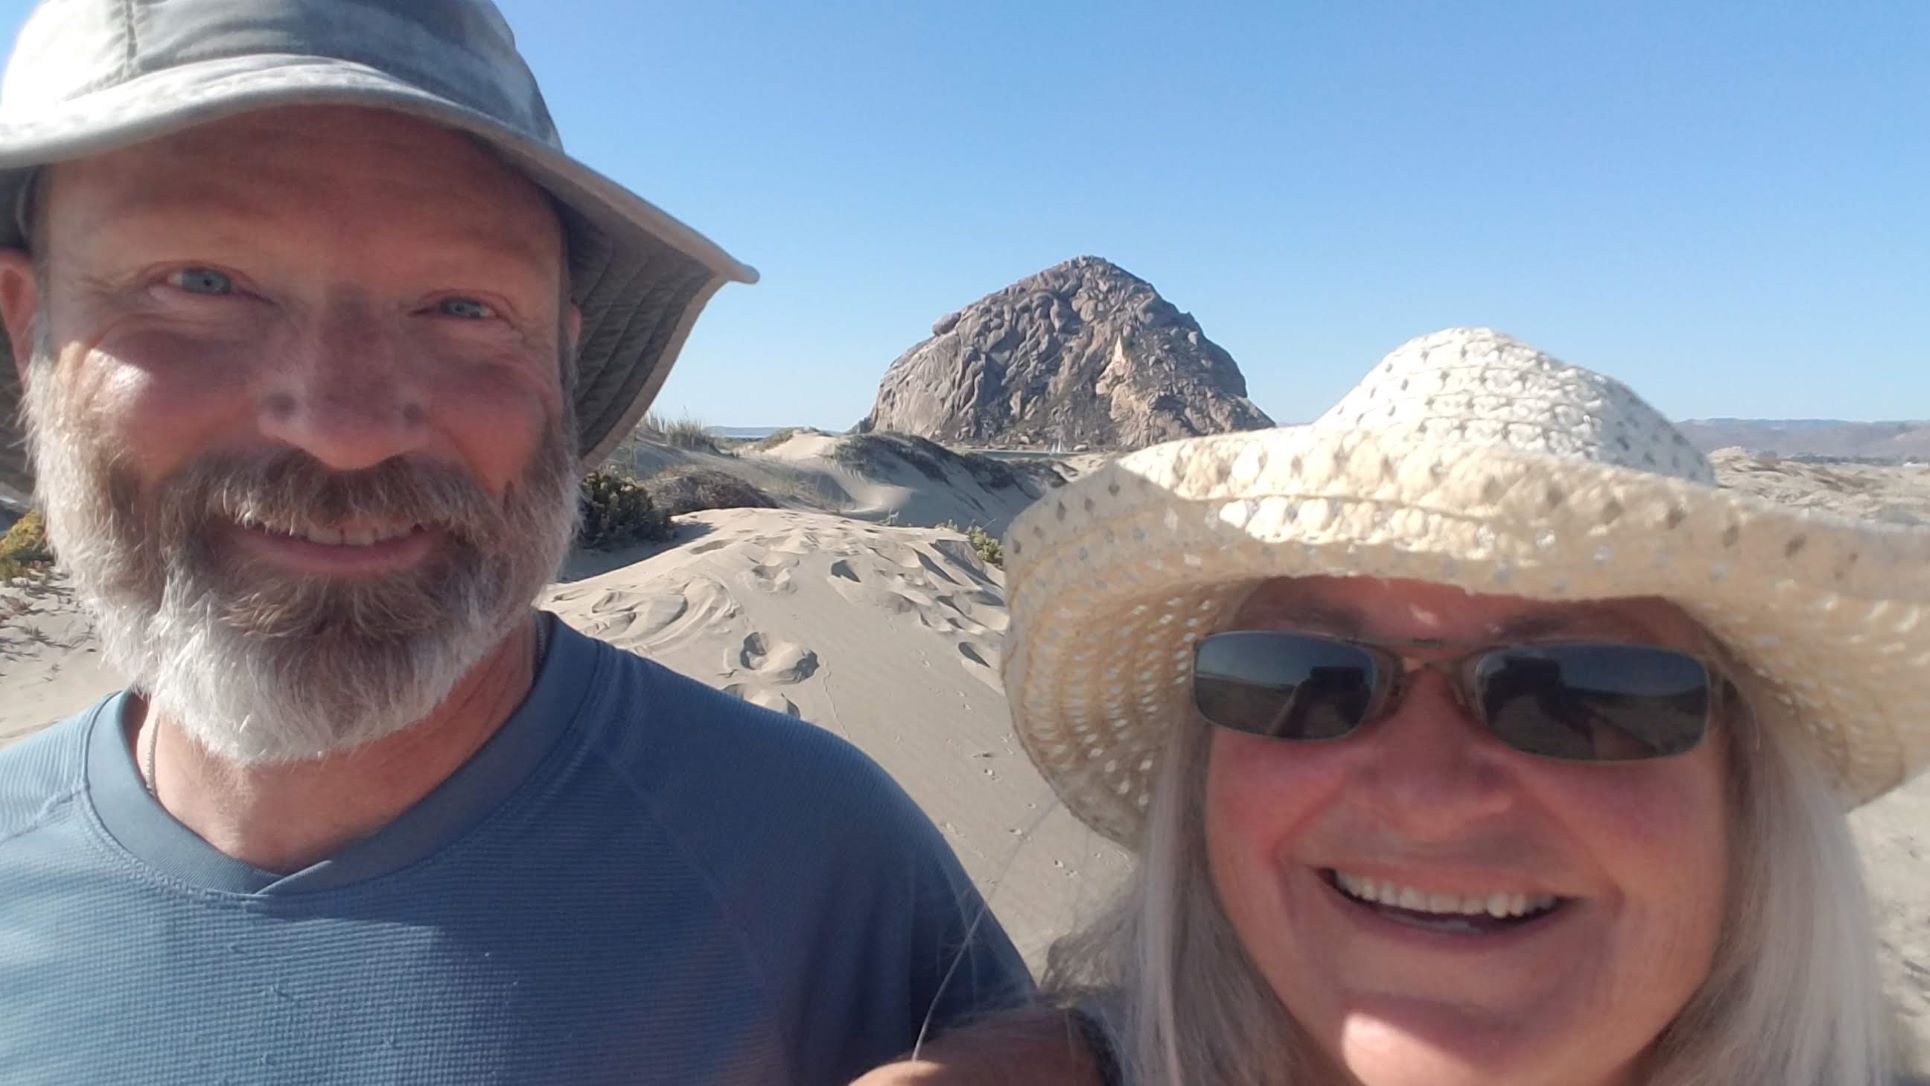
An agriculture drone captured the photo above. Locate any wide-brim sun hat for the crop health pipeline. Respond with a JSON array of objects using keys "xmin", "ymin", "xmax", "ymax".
[
  {"xmin": 1002, "ymin": 327, "xmax": 1930, "ymax": 846},
  {"xmin": 0, "ymin": 0, "xmax": 757, "ymax": 506}
]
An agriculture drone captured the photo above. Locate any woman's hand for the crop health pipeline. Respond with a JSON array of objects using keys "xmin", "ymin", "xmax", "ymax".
[{"xmin": 850, "ymin": 1009, "xmax": 1107, "ymax": 1086}]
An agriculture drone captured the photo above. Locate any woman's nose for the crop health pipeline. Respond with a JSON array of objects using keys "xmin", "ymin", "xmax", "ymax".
[{"xmin": 1350, "ymin": 667, "xmax": 1518, "ymax": 835}]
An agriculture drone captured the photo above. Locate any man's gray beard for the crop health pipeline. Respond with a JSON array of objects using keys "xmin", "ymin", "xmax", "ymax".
[{"xmin": 22, "ymin": 351, "xmax": 581, "ymax": 766}]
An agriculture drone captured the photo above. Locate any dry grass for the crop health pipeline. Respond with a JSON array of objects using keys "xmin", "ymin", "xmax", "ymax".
[{"xmin": 642, "ymin": 412, "xmax": 725, "ymax": 454}]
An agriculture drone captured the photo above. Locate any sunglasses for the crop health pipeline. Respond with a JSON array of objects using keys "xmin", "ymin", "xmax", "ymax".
[{"xmin": 1193, "ymin": 630, "xmax": 1727, "ymax": 762}]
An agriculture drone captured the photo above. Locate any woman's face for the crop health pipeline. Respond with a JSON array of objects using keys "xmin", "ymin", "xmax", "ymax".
[{"xmin": 1204, "ymin": 576, "xmax": 1732, "ymax": 1086}]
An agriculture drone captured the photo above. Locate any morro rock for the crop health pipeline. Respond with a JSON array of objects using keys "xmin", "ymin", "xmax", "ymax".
[{"xmin": 859, "ymin": 256, "xmax": 1273, "ymax": 449}]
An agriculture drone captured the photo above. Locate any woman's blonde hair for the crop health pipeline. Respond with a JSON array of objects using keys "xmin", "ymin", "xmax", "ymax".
[{"xmin": 1042, "ymin": 659, "xmax": 1905, "ymax": 1085}]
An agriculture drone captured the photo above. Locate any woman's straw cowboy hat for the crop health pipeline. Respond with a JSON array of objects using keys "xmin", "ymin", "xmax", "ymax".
[
  {"xmin": 0, "ymin": 0, "xmax": 756, "ymax": 506},
  {"xmin": 1003, "ymin": 327, "xmax": 1930, "ymax": 845}
]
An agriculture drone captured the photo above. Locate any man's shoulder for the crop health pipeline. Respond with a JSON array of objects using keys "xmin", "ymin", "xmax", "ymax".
[
  {"xmin": 542, "ymin": 624, "xmax": 1035, "ymax": 1074},
  {"xmin": 0, "ymin": 698, "xmax": 108, "ymax": 840}
]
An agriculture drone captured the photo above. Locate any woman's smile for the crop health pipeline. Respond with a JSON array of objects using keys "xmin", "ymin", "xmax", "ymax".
[{"xmin": 1324, "ymin": 868, "xmax": 1564, "ymax": 929}]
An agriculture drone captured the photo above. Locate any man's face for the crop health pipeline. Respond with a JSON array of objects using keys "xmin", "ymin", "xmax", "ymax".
[{"xmin": 5, "ymin": 105, "xmax": 582, "ymax": 764}]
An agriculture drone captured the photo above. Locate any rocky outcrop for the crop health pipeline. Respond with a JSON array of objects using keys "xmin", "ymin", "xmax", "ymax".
[{"xmin": 859, "ymin": 256, "xmax": 1273, "ymax": 449}]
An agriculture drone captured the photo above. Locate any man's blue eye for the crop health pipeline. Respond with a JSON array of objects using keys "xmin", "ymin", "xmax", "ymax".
[
  {"xmin": 170, "ymin": 268, "xmax": 233, "ymax": 295},
  {"xmin": 437, "ymin": 297, "xmax": 495, "ymax": 320}
]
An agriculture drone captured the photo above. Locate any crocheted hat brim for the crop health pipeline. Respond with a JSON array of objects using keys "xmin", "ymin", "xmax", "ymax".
[{"xmin": 1003, "ymin": 428, "xmax": 1930, "ymax": 846}]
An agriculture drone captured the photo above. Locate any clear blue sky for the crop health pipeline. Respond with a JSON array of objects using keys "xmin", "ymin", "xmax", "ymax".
[{"xmin": 4, "ymin": 1, "xmax": 1925, "ymax": 427}]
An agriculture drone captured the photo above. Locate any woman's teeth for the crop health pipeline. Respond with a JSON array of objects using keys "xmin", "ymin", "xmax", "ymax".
[{"xmin": 1331, "ymin": 869, "xmax": 1559, "ymax": 920}]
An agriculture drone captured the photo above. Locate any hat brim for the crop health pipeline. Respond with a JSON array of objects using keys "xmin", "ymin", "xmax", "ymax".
[
  {"xmin": 0, "ymin": 53, "xmax": 757, "ymax": 505},
  {"xmin": 1002, "ymin": 427, "xmax": 1930, "ymax": 845}
]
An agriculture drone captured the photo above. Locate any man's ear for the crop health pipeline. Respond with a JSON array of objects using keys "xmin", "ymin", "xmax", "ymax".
[{"xmin": 0, "ymin": 248, "xmax": 41, "ymax": 385}]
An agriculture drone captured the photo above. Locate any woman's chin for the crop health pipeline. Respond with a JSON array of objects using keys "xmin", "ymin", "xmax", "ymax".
[
  {"xmin": 1327, "ymin": 1018, "xmax": 1567, "ymax": 1086},
  {"xmin": 1329, "ymin": 1007, "xmax": 1621, "ymax": 1086}
]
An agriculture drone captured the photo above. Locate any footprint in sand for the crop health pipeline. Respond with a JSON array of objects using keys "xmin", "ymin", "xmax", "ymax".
[
  {"xmin": 933, "ymin": 590, "xmax": 1003, "ymax": 636},
  {"xmin": 768, "ymin": 528, "xmax": 823, "ymax": 556},
  {"xmin": 834, "ymin": 580, "xmax": 920, "ymax": 614},
  {"xmin": 956, "ymin": 639, "xmax": 1004, "ymax": 692},
  {"xmin": 887, "ymin": 581, "xmax": 936, "ymax": 609},
  {"xmin": 871, "ymin": 541, "xmax": 926, "ymax": 570},
  {"xmin": 720, "ymin": 683, "xmax": 801, "ymax": 718},
  {"xmin": 913, "ymin": 606, "xmax": 968, "ymax": 635},
  {"xmin": 578, "ymin": 592, "xmax": 689, "ymax": 645},
  {"xmin": 827, "ymin": 558, "xmax": 914, "ymax": 614},
  {"xmin": 914, "ymin": 550, "xmax": 962, "ymax": 586},
  {"xmin": 587, "ymin": 588, "xmax": 645, "ymax": 615},
  {"xmin": 733, "ymin": 632, "xmax": 820, "ymax": 683},
  {"xmin": 928, "ymin": 538, "xmax": 1001, "ymax": 581},
  {"xmin": 746, "ymin": 556, "xmax": 797, "ymax": 595},
  {"xmin": 592, "ymin": 576, "xmax": 739, "ymax": 653}
]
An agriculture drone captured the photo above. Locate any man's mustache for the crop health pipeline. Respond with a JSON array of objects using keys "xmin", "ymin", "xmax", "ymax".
[{"xmin": 148, "ymin": 449, "xmax": 509, "ymax": 550}]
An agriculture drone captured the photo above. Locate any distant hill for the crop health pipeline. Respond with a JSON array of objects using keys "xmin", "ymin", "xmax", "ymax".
[
  {"xmin": 704, "ymin": 426, "xmax": 788, "ymax": 441},
  {"xmin": 1675, "ymin": 419, "xmax": 1930, "ymax": 461},
  {"xmin": 860, "ymin": 256, "xmax": 1272, "ymax": 450}
]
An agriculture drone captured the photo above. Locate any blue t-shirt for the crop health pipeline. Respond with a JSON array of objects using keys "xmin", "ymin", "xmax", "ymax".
[{"xmin": 0, "ymin": 615, "xmax": 1030, "ymax": 1083}]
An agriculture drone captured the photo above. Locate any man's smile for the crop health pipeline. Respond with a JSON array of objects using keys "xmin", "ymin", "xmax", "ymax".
[{"xmin": 229, "ymin": 517, "xmax": 438, "ymax": 574}]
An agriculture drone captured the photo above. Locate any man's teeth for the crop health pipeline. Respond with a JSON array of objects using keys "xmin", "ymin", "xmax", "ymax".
[
  {"xmin": 1332, "ymin": 869, "xmax": 1558, "ymax": 919},
  {"xmin": 240, "ymin": 517, "xmax": 418, "ymax": 546}
]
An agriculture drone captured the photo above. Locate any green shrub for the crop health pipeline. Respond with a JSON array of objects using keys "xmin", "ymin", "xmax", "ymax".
[
  {"xmin": 577, "ymin": 470, "xmax": 673, "ymax": 550},
  {"xmin": 0, "ymin": 508, "xmax": 53, "ymax": 581},
  {"xmin": 967, "ymin": 525, "xmax": 1003, "ymax": 569},
  {"xmin": 642, "ymin": 468, "xmax": 778, "ymax": 517},
  {"xmin": 933, "ymin": 521, "xmax": 1001, "ymax": 567}
]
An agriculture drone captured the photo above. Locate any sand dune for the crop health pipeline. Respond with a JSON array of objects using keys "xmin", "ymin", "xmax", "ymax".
[{"xmin": 615, "ymin": 430, "xmax": 1064, "ymax": 536}]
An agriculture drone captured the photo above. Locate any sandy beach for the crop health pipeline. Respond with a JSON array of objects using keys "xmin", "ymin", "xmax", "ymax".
[{"xmin": 1, "ymin": 441, "xmax": 1924, "ymax": 1064}]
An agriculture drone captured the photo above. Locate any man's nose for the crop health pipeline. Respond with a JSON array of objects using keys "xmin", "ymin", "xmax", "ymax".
[
  {"xmin": 257, "ymin": 300, "xmax": 430, "ymax": 471},
  {"xmin": 1350, "ymin": 668, "xmax": 1517, "ymax": 834}
]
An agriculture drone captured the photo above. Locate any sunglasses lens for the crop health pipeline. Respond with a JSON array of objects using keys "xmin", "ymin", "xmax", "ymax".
[
  {"xmin": 1194, "ymin": 632, "xmax": 1381, "ymax": 741},
  {"xmin": 1476, "ymin": 644, "xmax": 1712, "ymax": 761}
]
